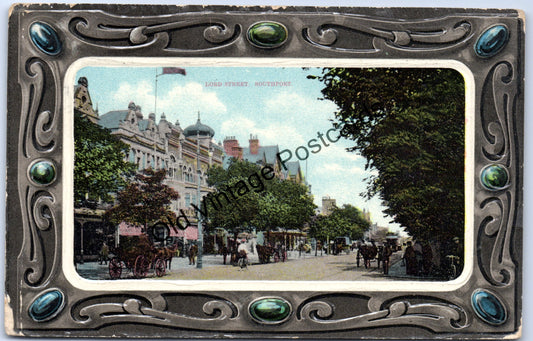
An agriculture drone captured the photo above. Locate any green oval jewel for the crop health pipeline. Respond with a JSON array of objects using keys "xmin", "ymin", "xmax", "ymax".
[
  {"xmin": 30, "ymin": 160, "xmax": 56, "ymax": 185},
  {"xmin": 247, "ymin": 22, "xmax": 288, "ymax": 48},
  {"xmin": 249, "ymin": 298, "xmax": 292, "ymax": 324},
  {"xmin": 480, "ymin": 164, "xmax": 509, "ymax": 190}
]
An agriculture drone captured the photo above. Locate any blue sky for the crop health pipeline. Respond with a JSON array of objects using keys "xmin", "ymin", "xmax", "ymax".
[{"xmin": 76, "ymin": 64, "xmax": 400, "ymax": 230}]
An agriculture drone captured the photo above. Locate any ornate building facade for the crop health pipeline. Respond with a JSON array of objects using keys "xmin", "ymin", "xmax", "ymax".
[
  {"xmin": 74, "ymin": 77, "xmax": 223, "ymax": 232},
  {"xmin": 98, "ymin": 102, "xmax": 224, "ymax": 219}
]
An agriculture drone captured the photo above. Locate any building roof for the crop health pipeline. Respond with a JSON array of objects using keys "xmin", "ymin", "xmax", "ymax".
[
  {"xmin": 99, "ymin": 110, "xmax": 128, "ymax": 130},
  {"xmin": 242, "ymin": 145, "xmax": 279, "ymax": 166},
  {"xmin": 285, "ymin": 161, "xmax": 301, "ymax": 177},
  {"xmin": 183, "ymin": 118, "xmax": 215, "ymax": 138},
  {"xmin": 138, "ymin": 119, "xmax": 150, "ymax": 131}
]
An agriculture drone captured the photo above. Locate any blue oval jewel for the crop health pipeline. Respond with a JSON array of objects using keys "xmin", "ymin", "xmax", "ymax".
[
  {"xmin": 249, "ymin": 298, "xmax": 291, "ymax": 324},
  {"xmin": 471, "ymin": 289, "xmax": 507, "ymax": 325},
  {"xmin": 475, "ymin": 25, "xmax": 509, "ymax": 58},
  {"xmin": 29, "ymin": 160, "xmax": 56, "ymax": 185},
  {"xmin": 29, "ymin": 22, "xmax": 62, "ymax": 56},
  {"xmin": 29, "ymin": 290, "xmax": 64, "ymax": 322},
  {"xmin": 247, "ymin": 22, "xmax": 288, "ymax": 48},
  {"xmin": 480, "ymin": 164, "xmax": 509, "ymax": 190}
]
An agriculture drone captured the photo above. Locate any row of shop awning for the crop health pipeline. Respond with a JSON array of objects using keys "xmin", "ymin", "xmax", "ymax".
[{"xmin": 118, "ymin": 222, "xmax": 198, "ymax": 240}]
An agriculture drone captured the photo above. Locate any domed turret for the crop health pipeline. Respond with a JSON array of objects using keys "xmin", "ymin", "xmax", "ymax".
[{"xmin": 183, "ymin": 112, "xmax": 215, "ymax": 138}]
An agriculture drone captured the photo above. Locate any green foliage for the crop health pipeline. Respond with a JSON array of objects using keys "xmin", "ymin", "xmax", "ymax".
[
  {"xmin": 310, "ymin": 204, "xmax": 370, "ymax": 241},
  {"xmin": 74, "ymin": 113, "xmax": 136, "ymax": 205},
  {"xmin": 310, "ymin": 68, "xmax": 465, "ymax": 242},
  {"xmin": 204, "ymin": 158, "xmax": 316, "ymax": 239},
  {"xmin": 105, "ymin": 168, "xmax": 180, "ymax": 229}
]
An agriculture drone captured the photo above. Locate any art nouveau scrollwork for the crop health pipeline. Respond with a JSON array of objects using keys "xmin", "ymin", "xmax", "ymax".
[{"xmin": 7, "ymin": 5, "xmax": 523, "ymax": 338}]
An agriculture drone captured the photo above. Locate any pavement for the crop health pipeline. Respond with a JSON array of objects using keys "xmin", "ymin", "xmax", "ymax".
[{"xmin": 76, "ymin": 250, "xmax": 444, "ymax": 281}]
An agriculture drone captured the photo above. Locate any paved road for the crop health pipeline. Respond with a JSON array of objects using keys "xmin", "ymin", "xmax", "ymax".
[{"xmin": 77, "ymin": 251, "xmax": 408, "ymax": 281}]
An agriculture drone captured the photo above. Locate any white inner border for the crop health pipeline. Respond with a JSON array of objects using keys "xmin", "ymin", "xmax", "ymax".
[{"xmin": 63, "ymin": 57, "xmax": 475, "ymax": 292}]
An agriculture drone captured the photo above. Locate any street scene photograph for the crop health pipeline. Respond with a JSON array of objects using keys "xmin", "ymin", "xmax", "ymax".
[{"xmin": 72, "ymin": 63, "xmax": 466, "ymax": 282}]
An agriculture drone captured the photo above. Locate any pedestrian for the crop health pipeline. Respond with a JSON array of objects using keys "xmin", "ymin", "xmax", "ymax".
[
  {"xmin": 222, "ymin": 245, "xmax": 228, "ymax": 265},
  {"xmin": 99, "ymin": 241, "xmax": 109, "ymax": 265},
  {"xmin": 403, "ymin": 241, "xmax": 417, "ymax": 275},
  {"xmin": 382, "ymin": 244, "xmax": 393, "ymax": 275},
  {"xmin": 189, "ymin": 244, "xmax": 198, "ymax": 265},
  {"xmin": 377, "ymin": 245, "xmax": 384, "ymax": 269}
]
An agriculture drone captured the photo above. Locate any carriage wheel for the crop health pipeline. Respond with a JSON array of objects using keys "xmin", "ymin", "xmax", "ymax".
[
  {"xmin": 134, "ymin": 255, "xmax": 149, "ymax": 278},
  {"xmin": 155, "ymin": 258, "xmax": 166, "ymax": 277},
  {"xmin": 109, "ymin": 258, "xmax": 122, "ymax": 279}
]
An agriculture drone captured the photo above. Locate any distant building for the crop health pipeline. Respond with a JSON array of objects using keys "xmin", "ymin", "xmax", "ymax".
[
  {"xmin": 321, "ymin": 196, "xmax": 337, "ymax": 215},
  {"xmin": 74, "ymin": 77, "xmax": 99, "ymax": 123},
  {"xmin": 222, "ymin": 135, "xmax": 305, "ymax": 184}
]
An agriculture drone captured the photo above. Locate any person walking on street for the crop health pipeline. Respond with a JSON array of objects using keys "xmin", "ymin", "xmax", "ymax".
[
  {"xmin": 382, "ymin": 244, "xmax": 393, "ymax": 275},
  {"xmin": 403, "ymin": 241, "xmax": 417, "ymax": 275}
]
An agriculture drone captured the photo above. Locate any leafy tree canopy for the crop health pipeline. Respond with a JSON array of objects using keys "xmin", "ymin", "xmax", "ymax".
[
  {"xmin": 74, "ymin": 113, "xmax": 137, "ymax": 206},
  {"xmin": 309, "ymin": 68, "xmax": 465, "ymax": 242},
  {"xmin": 204, "ymin": 158, "xmax": 316, "ymax": 239},
  {"xmin": 105, "ymin": 168, "xmax": 180, "ymax": 230},
  {"xmin": 310, "ymin": 204, "xmax": 370, "ymax": 242}
]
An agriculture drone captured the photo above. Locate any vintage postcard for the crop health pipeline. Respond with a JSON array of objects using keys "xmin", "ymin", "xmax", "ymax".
[{"xmin": 5, "ymin": 4, "xmax": 524, "ymax": 339}]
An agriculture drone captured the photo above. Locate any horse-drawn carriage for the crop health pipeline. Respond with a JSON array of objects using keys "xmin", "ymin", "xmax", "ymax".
[
  {"xmin": 256, "ymin": 244, "xmax": 287, "ymax": 264},
  {"xmin": 108, "ymin": 235, "xmax": 175, "ymax": 279}
]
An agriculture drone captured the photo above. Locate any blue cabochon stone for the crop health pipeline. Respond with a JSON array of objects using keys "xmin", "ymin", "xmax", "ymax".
[
  {"xmin": 29, "ymin": 160, "xmax": 56, "ymax": 185},
  {"xmin": 248, "ymin": 22, "xmax": 288, "ymax": 48},
  {"xmin": 475, "ymin": 25, "xmax": 509, "ymax": 57},
  {"xmin": 249, "ymin": 298, "xmax": 291, "ymax": 323},
  {"xmin": 29, "ymin": 290, "xmax": 64, "ymax": 322},
  {"xmin": 29, "ymin": 22, "xmax": 62, "ymax": 56},
  {"xmin": 480, "ymin": 164, "xmax": 509, "ymax": 190},
  {"xmin": 471, "ymin": 289, "xmax": 507, "ymax": 325}
]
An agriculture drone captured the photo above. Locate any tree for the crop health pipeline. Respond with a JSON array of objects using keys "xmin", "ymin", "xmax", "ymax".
[
  {"xmin": 105, "ymin": 168, "xmax": 180, "ymax": 231},
  {"xmin": 309, "ymin": 68, "xmax": 465, "ymax": 243},
  {"xmin": 203, "ymin": 159, "xmax": 264, "ymax": 240},
  {"xmin": 74, "ymin": 112, "xmax": 136, "ymax": 206},
  {"xmin": 204, "ymin": 158, "xmax": 315, "ymax": 242},
  {"xmin": 329, "ymin": 204, "xmax": 370, "ymax": 240},
  {"xmin": 309, "ymin": 205, "xmax": 370, "ymax": 242}
]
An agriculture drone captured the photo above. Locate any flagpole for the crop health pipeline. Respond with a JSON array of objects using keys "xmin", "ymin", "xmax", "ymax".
[{"xmin": 155, "ymin": 68, "xmax": 159, "ymax": 117}]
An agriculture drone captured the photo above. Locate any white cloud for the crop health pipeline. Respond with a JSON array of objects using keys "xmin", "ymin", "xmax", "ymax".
[
  {"xmin": 108, "ymin": 81, "xmax": 226, "ymax": 123},
  {"xmin": 219, "ymin": 115, "xmax": 306, "ymax": 150},
  {"xmin": 265, "ymin": 92, "xmax": 337, "ymax": 117}
]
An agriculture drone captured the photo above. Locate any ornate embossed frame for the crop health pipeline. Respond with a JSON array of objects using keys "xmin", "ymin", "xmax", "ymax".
[{"xmin": 5, "ymin": 5, "xmax": 524, "ymax": 339}]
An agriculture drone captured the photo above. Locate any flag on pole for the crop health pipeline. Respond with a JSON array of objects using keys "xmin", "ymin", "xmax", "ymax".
[{"xmin": 162, "ymin": 67, "xmax": 186, "ymax": 75}]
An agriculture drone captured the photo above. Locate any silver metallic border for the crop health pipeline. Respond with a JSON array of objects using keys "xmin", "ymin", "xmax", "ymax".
[{"xmin": 5, "ymin": 5, "xmax": 523, "ymax": 339}]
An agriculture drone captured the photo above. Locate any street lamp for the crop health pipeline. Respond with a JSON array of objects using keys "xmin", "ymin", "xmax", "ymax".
[{"xmin": 196, "ymin": 129, "xmax": 203, "ymax": 269}]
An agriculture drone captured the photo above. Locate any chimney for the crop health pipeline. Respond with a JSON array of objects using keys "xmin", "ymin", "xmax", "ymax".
[
  {"xmin": 223, "ymin": 136, "xmax": 240, "ymax": 158},
  {"xmin": 232, "ymin": 146, "xmax": 243, "ymax": 160},
  {"xmin": 249, "ymin": 134, "xmax": 259, "ymax": 155}
]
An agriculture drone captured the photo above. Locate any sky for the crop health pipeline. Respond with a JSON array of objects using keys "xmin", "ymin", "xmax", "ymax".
[{"xmin": 75, "ymin": 64, "xmax": 402, "ymax": 230}]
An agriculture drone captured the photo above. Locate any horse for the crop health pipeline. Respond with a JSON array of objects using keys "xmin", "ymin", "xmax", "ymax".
[
  {"xmin": 256, "ymin": 244, "xmax": 275, "ymax": 264},
  {"xmin": 359, "ymin": 243, "xmax": 378, "ymax": 269},
  {"xmin": 157, "ymin": 243, "xmax": 179, "ymax": 269}
]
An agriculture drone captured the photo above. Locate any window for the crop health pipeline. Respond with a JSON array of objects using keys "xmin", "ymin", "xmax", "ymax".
[{"xmin": 185, "ymin": 194, "xmax": 190, "ymax": 207}]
